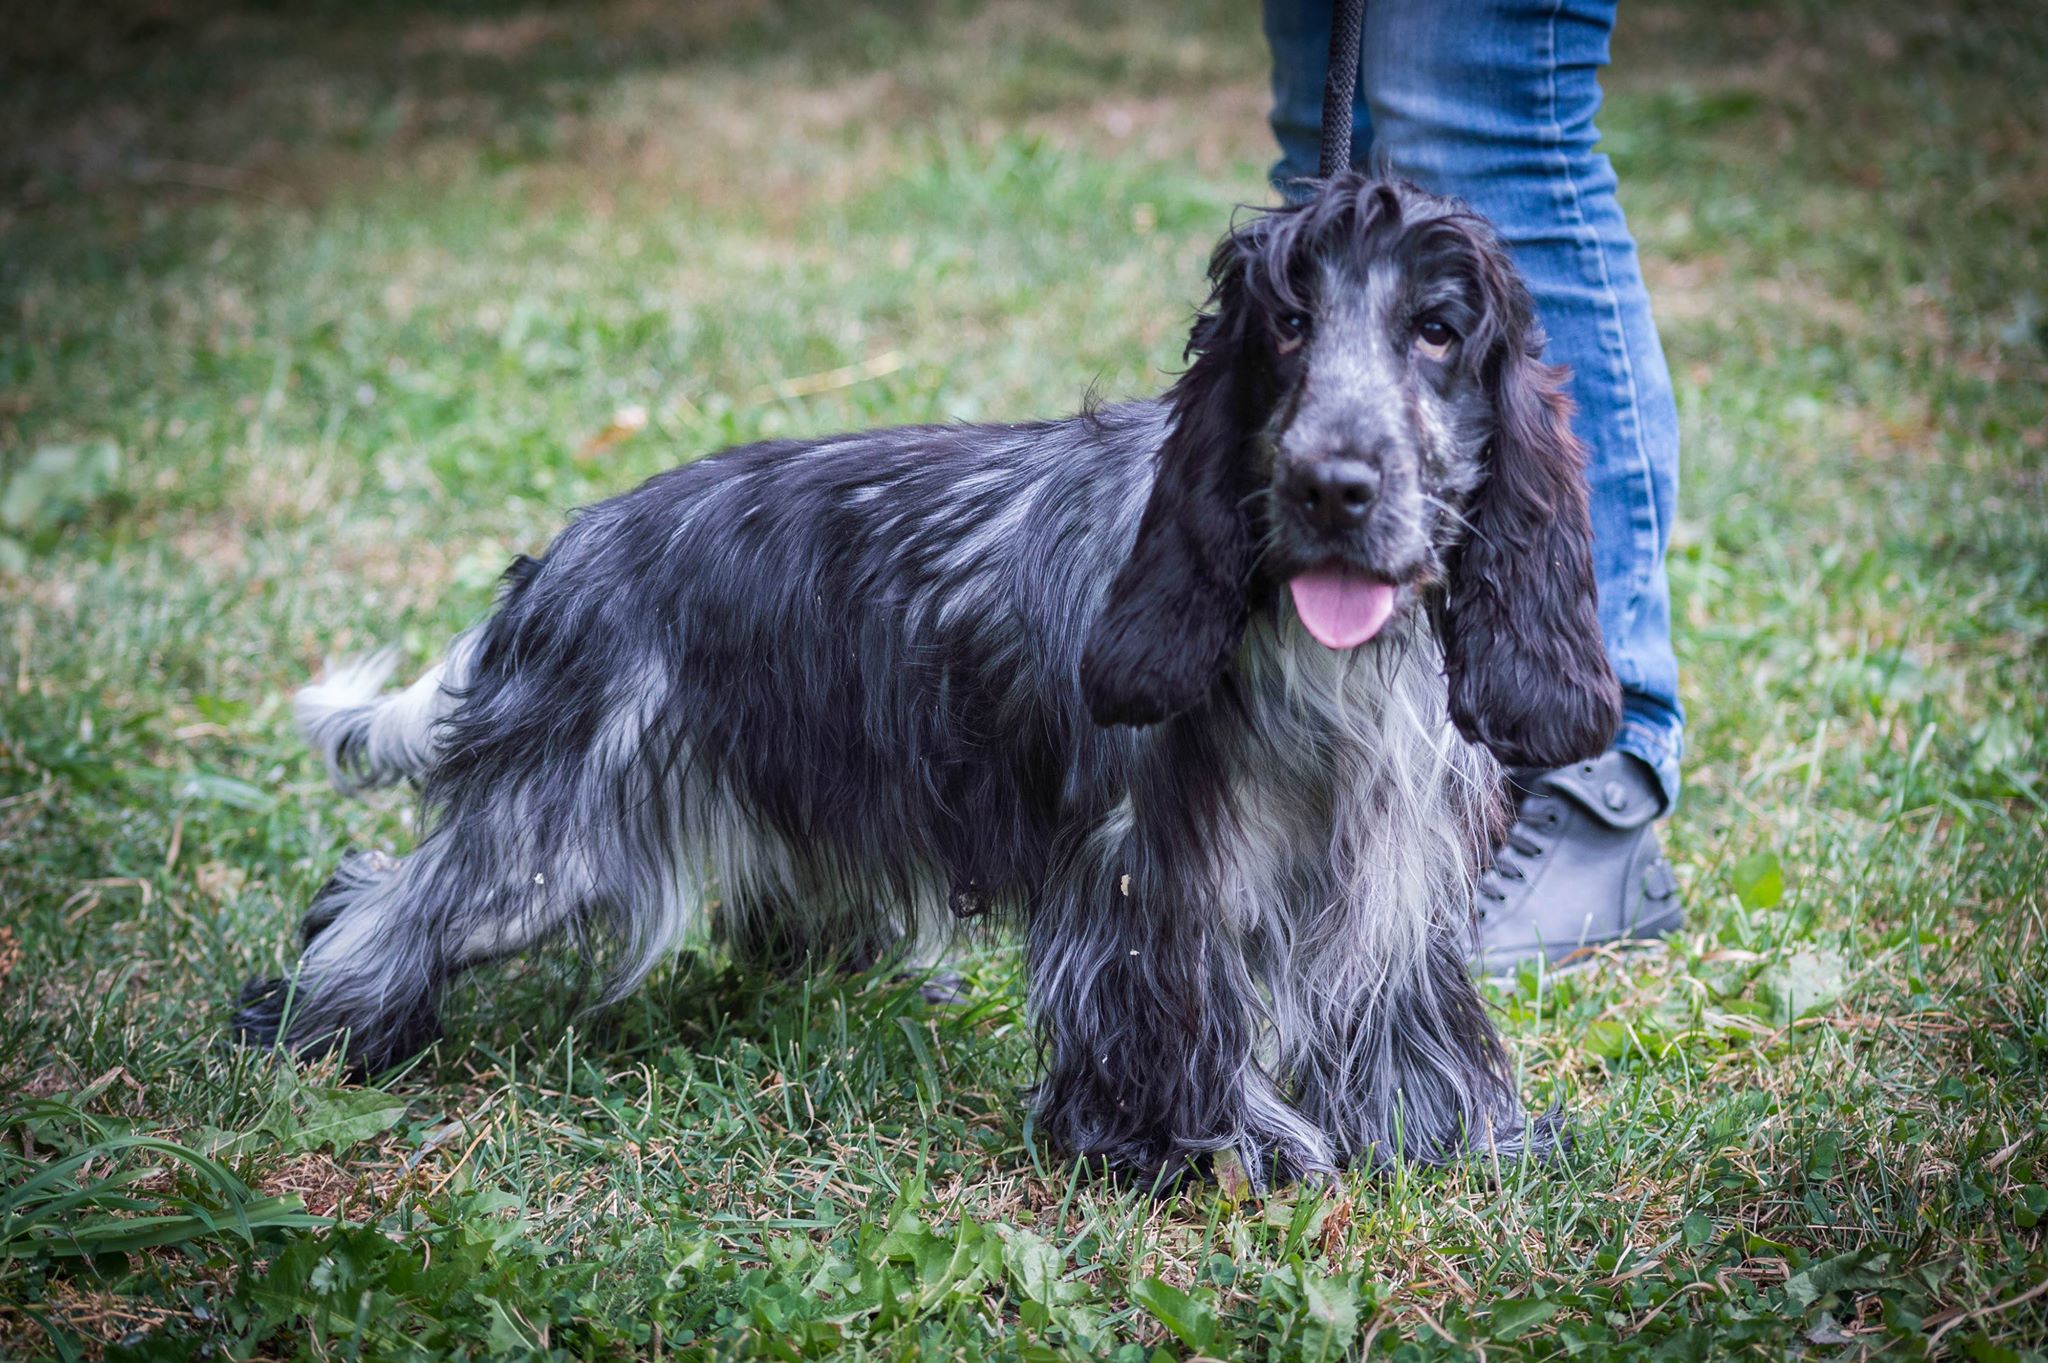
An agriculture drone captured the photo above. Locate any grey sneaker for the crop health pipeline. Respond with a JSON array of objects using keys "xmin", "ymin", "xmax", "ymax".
[{"xmin": 1474, "ymin": 750, "xmax": 1682, "ymax": 976}]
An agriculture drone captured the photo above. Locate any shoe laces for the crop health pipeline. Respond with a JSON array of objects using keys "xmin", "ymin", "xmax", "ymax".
[{"xmin": 1476, "ymin": 794, "xmax": 1566, "ymax": 910}]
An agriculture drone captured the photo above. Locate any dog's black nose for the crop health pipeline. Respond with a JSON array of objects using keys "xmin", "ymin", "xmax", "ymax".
[{"xmin": 1284, "ymin": 458, "xmax": 1379, "ymax": 533}]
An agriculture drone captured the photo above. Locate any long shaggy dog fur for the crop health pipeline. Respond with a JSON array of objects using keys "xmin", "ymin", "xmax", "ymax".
[{"xmin": 235, "ymin": 173, "xmax": 1620, "ymax": 1187}]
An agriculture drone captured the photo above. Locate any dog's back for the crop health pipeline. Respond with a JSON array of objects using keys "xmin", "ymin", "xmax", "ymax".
[{"xmin": 249, "ymin": 403, "xmax": 1175, "ymax": 1066}]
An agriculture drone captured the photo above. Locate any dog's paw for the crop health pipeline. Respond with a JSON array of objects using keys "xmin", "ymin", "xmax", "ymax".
[
  {"xmin": 1229, "ymin": 1126, "xmax": 1339, "ymax": 1195},
  {"xmin": 227, "ymin": 975, "xmax": 440, "ymax": 1075},
  {"xmin": 1480, "ymin": 1103, "xmax": 1571, "ymax": 1165}
]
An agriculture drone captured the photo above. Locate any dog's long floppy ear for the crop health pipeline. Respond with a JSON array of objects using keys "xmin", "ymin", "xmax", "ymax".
[
  {"xmin": 1442, "ymin": 270, "xmax": 1622, "ymax": 769},
  {"xmin": 1080, "ymin": 258, "xmax": 1257, "ymax": 728}
]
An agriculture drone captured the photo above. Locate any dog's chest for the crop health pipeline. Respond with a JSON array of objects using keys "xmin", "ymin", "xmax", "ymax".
[{"xmin": 1219, "ymin": 610, "xmax": 1482, "ymax": 928}]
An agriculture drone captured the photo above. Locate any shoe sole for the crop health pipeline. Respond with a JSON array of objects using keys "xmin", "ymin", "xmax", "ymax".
[{"xmin": 1475, "ymin": 902, "xmax": 1686, "ymax": 985}]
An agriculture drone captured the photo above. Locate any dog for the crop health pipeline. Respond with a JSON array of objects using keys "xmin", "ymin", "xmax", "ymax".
[{"xmin": 234, "ymin": 172, "xmax": 1619, "ymax": 1188}]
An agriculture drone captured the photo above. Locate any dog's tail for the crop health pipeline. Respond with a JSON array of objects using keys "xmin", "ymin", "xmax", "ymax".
[{"xmin": 296, "ymin": 631, "xmax": 480, "ymax": 794}]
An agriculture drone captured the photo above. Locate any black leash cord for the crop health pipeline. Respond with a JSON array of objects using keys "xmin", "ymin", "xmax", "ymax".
[{"xmin": 1319, "ymin": 0, "xmax": 1366, "ymax": 179}]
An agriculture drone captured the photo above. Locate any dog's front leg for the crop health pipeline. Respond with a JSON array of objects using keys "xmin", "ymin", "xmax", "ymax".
[
  {"xmin": 1291, "ymin": 925, "xmax": 1563, "ymax": 1169},
  {"xmin": 1025, "ymin": 845, "xmax": 1336, "ymax": 1190}
]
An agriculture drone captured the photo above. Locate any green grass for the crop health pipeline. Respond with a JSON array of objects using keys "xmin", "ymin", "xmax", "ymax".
[{"xmin": 2, "ymin": 0, "xmax": 2044, "ymax": 1358}]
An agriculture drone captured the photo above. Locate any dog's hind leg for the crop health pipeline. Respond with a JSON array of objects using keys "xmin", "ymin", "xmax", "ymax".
[
  {"xmin": 234, "ymin": 836, "xmax": 465, "ymax": 1071},
  {"xmin": 235, "ymin": 796, "xmax": 612, "ymax": 1070},
  {"xmin": 237, "ymin": 811, "xmax": 717, "ymax": 1072},
  {"xmin": 298, "ymin": 849, "xmax": 398, "ymax": 946}
]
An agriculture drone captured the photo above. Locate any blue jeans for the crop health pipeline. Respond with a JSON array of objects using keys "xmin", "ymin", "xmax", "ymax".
[{"xmin": 1265, "ymin": 0, "xmax": 1685, "ymax": 806}]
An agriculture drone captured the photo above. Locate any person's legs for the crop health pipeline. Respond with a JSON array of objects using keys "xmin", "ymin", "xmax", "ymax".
[
  {"xmin": 1261, "ymin": 0, "xmax": 1686, "ymax": 968},
  {"xmin": 1355, "ymin": 0, "xmax": 1683, "ymax": 805}
]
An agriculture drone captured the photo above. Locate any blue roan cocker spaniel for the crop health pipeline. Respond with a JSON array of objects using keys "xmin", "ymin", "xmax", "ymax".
[{"xmin": 237, "ymin": 172, "xmax": 1620, "ymax": 1189}]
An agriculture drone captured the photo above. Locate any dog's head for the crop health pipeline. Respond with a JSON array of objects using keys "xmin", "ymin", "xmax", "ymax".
[{"xmin": 1079, "ymin": 173, "xmax": 1621, "ymax": 769}]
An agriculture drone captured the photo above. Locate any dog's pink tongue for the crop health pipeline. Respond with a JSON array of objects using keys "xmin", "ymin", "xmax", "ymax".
[{"xmin": 1289, "ymin": 568, "xmax": 1396, "ymax": 650}]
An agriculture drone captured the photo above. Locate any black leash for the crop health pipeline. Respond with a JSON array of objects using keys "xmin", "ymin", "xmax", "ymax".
[{"xmin": 1319, "ymin": 0, "xmax": 1367, "ymax": 179}]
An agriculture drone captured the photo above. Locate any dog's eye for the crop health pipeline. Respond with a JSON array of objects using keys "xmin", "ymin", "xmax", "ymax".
[
  {"xmin": 1413, "ymin": 317, "xmax": 1457, "ymax": 361},
  {"xmin": 1276, "ymin": 313, "xmax": 1311, "ymax": 356}
]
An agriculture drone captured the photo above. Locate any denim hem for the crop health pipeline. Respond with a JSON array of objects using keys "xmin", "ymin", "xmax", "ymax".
[{"xmin": 1614, "ymin": 713, "xmax": 1683, "ymax": 814}]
